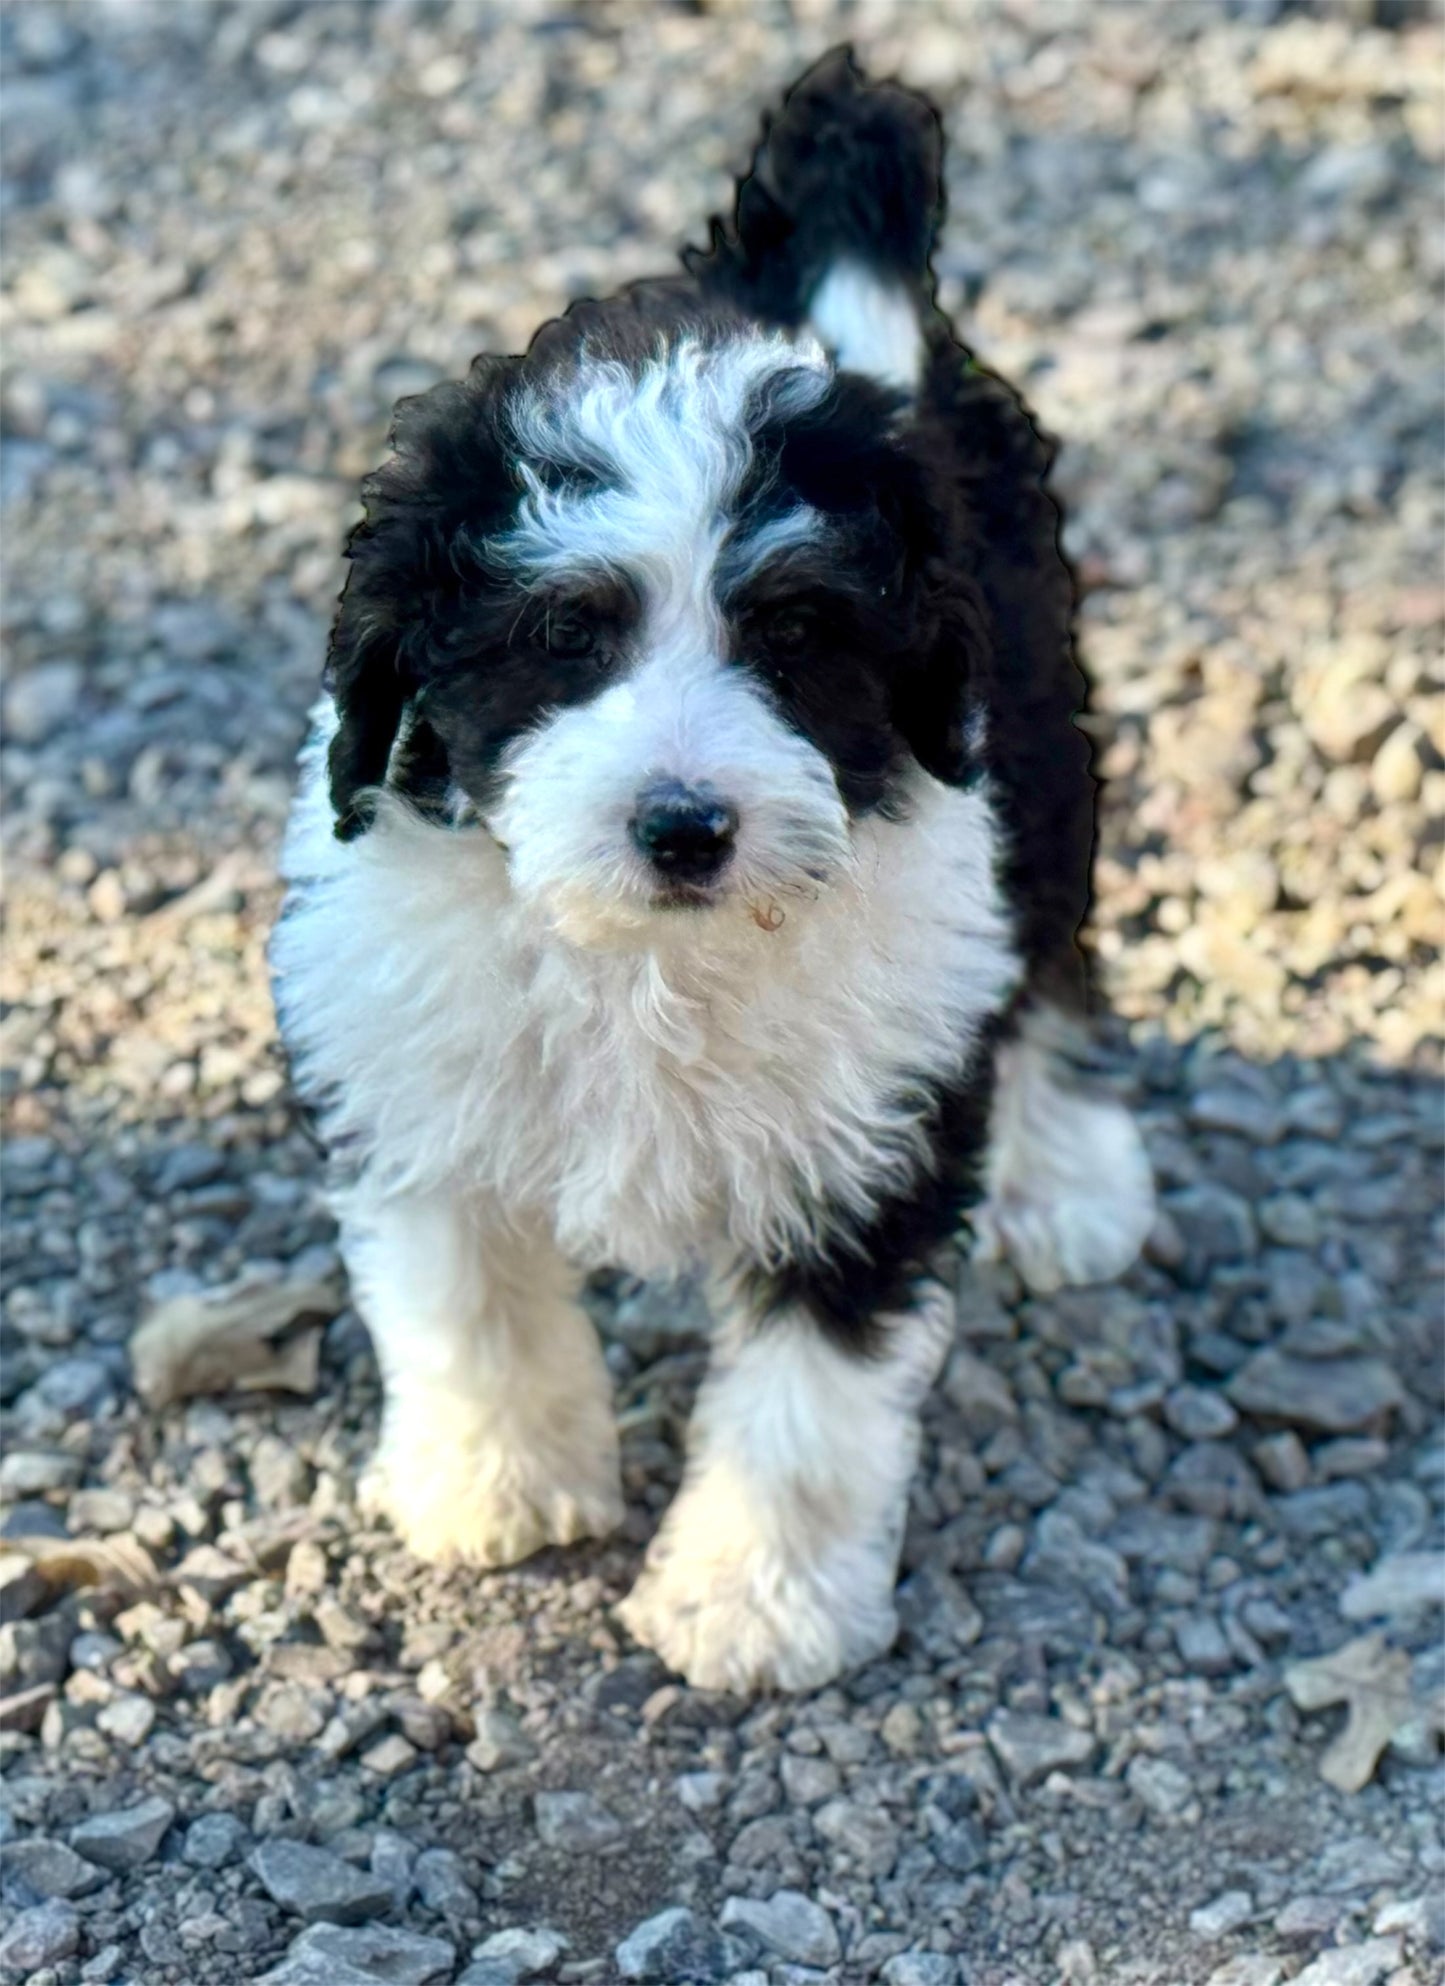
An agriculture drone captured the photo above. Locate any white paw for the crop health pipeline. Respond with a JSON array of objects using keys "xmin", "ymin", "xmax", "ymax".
[
  {"xmin": 977, "ymin": 1037, "xmax": 1155, "ymax": 1295},
  {"xmin": 365, "ymin": 1422, "xmax": 622, "ymax": 1568},
  {"xmin": 618, "ymin": 1517, "xmax": 897, "ymax": 1694}
]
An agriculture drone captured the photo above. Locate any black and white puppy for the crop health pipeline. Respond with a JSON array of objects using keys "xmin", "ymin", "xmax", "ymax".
[{"xmin": 272, "ymin": 51, "xmax": 1155, "ymax": 1692}]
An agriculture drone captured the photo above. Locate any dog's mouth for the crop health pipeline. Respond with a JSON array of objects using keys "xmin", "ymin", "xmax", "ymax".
[{"xmin": 649, "ymin": 881, "xmax": 723, "ymax": 911}]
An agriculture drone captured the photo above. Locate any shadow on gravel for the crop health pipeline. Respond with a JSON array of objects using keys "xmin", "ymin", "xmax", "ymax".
[{"xmin": 2, "ymin": 1007, "xmax": 1440, "ymax": 1970}]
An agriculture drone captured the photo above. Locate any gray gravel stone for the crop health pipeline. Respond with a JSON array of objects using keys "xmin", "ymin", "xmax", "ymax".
[
  {"xmin": 1291, "ymin": 1941, "xmax": 1403, "ymax": 1986},
  {"xmin": 464, "ymin": 1705, "xmax": 537, "ymax": 1771},
  {"xmin": 168, "ymin": 1638, "xmax": 234, "ymax": 1693},
  {"xmin": 412, "ymin": 1846, "xmax": 474, "ymax": 1916},
  {"xmin": 462, "ymin": 1927, "xmax": 567, "ymax": 1982},
  {"xmin": 3, "ymin": 661, "xmax": 83, "ymax": 745},
  {"xmin": 616, "ymin": 1907, "xmax": 730, "ymax": 1982},
  {"xmin": 533, "ymin": 1790, "xmax": 623, "ymax": 1852},
  {"xmin": 1227, "ymin": 1350, "xmax": 1405, "ymax": 1433},
  {"xmin": 1275, "ymin": 1896, "xmax": 1343, "ymax": 1939},
  {"xmin": 1257, "ymin": 1194, "xmax": 1321, "ymax": 1248},
  {"xmin": 94, "ymin": 1693, "xmax": 156, "ymax": 1745},
  {"xmin": 1274, "ymin": 1481, "xmax": 1370, "ymax": 1538},
  {"xmin": 1188, "ymin": 1087, "xmax": 1284, "ymax": 1143},
  {"xmin": 676, "ymin": 1770, "xmax": 727, "ymax": 1812},
  {"xmin": 257, "ymin": 1923, "xmax": 455, "ymax": 1986},
  {"xmin": 1374, "ymin": 1894, "xmax": 1445, "ymax": 1950},
  {"xmin": 360, "ymin": 1731, "xmax": 417, "ymax": 1778},
  {"xmin": 69, "ymin": 1794, "xmax": 175, "ymax": 1872},
  {"xmin": 0, "ymin": 1450, "xmax": 82, "ymax": 1496},
  {"xmin": 67, "ymin": 1486, "xmax": 135, "ymax": 1533},
  {"xmin": 719, "ymin": 1891, "xmax": 841, "ymax": 1967},
  {"xmin": 779, "ymin": 1751, "xmax": 841, "ymax": 1805},
  {"xmin": 813, "ymin": 1797, "xmax": 900, "ymax": 1876},
  {"xmin": 1314, "ymin": 1436, "xmax": 1389, "ymax": 1480},
  {"xmin": 182, "ymin": 1812, "xmax": 247, "ymax": 1869},
  {"xmin": 1167, "ymin": 1186, "xmax": 1258, "ymax": 1276},
  {"xmin": 1108, "ymin": 1507, "xmax": 1217, "ymax": 1573},
  {"xmin": 1253, "ymin": 1431, "xmax": 1312, "ymax": 1493},
  {"xmin": 1164, "ymin": 1384, "xmax": 1239, "ymax": 1440},
  {"xmin": 0, "ymin": 1899, "xmax": 80, "ymax": 1971},
  {"xmin": 1176, "ymin": 1614, "xmax": 1235, "ymax": 1675},
  {"xmin": 1202, "ymin": 1961, "xmax": 1284, "ymax": 1986},
  {"xmin": 986, "ymin": 1710, "xmax": 1095, "ymax": 1786},
  {"xmin": 881, "ymin": 1958, "xmax": 960, "ymax": 1986},
  {"xmin": 1340, "ymin": 1551, "xmax": 1444, "ymax": 1621},
  {"xmin": 33, "ymin": 1354, "xmax": 115, "ymax": 1416},
  {"xmin": 250, "ymin": 1838, "xmax": 394, "ymax": 1925},
  {"xmin": 1190, "ymin": 1891, "xmax": 1255, "ymax": 1939},
  {"xmin": 0, "ymin": 1557, "xmax": 46, "ymax": 1626},
  {"xmin": 0, "ymin": 1836, "xmax": 104, "ymax": 1899},
  {"xmin": 895, "ymin": 1563, "xmax": 983, "ymax": 1655},
  {"xmin": 1126, "ymin": 1755, "xmax": 1194, "ymax": 1817},
  {"xmin": 0, "ymin": 1609, "xmax": 71, "ymax": 1689}
]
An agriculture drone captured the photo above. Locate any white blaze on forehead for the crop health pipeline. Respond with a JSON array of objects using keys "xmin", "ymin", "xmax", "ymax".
[{"xmin": 499, "ymin": 334, "xmax": 832, "ymax": 612}]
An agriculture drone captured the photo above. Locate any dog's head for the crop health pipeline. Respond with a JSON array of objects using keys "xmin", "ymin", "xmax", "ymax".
[{"xmin": 327, "ymin": 297, "xmax": 979, "ymax": 947}]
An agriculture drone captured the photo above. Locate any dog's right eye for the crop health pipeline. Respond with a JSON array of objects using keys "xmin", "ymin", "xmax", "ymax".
[{"xmin": 545, "ymin": 614, "xmax": 598, "ymax": 660}]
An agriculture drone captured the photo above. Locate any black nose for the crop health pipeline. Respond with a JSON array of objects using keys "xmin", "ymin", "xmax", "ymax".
[{"xmin": 629, "ymin": 779, "xmax": 739, "ymax": 883}]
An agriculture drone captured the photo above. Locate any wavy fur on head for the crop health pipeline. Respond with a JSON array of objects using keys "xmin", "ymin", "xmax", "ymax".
[{"xmin": 272, "ymin": 45, "xmax": 1154, "ymax": 1695}]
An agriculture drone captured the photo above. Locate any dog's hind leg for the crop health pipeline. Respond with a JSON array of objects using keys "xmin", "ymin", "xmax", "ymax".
[
  {"xmin": 618, "ymin": 1277, "xmax": 954, "ymax": 1693},
  {"xmin": 972, "ymin": 1006, "xmax": 1156, "ymax": 1295},
  {"xmin": 342, "ymin": 1187, "xmax": 622, "ymax": 1566}
]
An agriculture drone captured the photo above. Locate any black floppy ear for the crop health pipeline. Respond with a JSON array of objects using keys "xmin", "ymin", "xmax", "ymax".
[
  {"xmin": 323, "ymin": 359, "xmax": 524, "ymax": 840},
  {"xmin": 324, "ymin": 586, "xmax": 410, "ymax": 842},
  {"xmin": 892, "ymin": 556, "xmax": 991, "ymax": 786}
]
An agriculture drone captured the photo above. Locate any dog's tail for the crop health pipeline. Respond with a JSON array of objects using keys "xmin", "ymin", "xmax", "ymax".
[{"xmin": 685, "ymin": 46, "xmax": 943, "ymax": 393}]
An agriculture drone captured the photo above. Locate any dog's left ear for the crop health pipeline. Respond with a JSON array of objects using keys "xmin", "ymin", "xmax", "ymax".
[
  {"xmin": 892, "ymin": 548, "xmax": 992, "ymax": 787},
  {"xmin": 326, "ymin": 360, "xmax": 522, "ymax": 840},
  {"xmin": 860, "ymin": 426, "xmax": 989, "ymax": 789},
  {"xmin": 763, "ymin": 372, "xmax": 982, "ymax": 784}
]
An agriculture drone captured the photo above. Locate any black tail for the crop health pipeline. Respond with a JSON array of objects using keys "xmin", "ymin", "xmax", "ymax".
[{"xmin": 685, "ymin": 46, "xmax": 944, "ymax": 331}]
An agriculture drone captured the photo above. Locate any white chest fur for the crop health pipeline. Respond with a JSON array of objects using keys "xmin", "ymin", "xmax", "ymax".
[{"xmin": 273, "ymin": 728, "xmax": 1021, "ymax": 1277}]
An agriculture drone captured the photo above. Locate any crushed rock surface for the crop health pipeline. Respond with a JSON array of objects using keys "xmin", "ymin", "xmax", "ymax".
[{"xmin": 1, "ymin": 4, "xmax": 1442, "ymax": 1984}]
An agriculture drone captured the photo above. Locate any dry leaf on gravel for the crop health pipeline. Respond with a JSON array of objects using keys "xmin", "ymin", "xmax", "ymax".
[
  {"xmin": 130, "ymin": 1279, "xmax": 339, "ymax": 1408},
  {"xmin": 1284, "ymin": 1632, "xmax": 1414, "ymax": 1794},
  {"xmin": 4, "ymin": 1532, "xmax": 159, "ymax": 1600}
]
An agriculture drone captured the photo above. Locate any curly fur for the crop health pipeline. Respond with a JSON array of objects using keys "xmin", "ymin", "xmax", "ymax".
[{"xmin": 271, "ymin": 46, "xmax": 1154, "ymax": 1691}]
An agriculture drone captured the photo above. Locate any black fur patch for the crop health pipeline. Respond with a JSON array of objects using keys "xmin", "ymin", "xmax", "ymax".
[{"xmin": 744, "ymin": 1016, "xmax": 1008, "ymax": 1354}]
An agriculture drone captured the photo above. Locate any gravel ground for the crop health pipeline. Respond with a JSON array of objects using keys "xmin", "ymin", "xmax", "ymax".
[{"xmin": 2, "ymin": 3, "xmax": 1443, "ymax": 1984}]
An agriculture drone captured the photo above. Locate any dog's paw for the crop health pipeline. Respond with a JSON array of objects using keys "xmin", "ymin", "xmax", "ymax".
[
  {"xmin": 976, "ymin": 1053, "xmax": 1155, "ymax": 1296},
  {"xmin": 364, "ymin": 1431, "xmax": 622, "ymax": 1569},
  {"xmin": 618, "ymin": 1525, "xmax": 896, "ymax": 1693}
]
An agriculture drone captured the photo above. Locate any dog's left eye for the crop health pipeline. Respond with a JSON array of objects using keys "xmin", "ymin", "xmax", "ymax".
[{"xmin": 546, "ymin": 614, "xmax": 599, "ymax": 660}]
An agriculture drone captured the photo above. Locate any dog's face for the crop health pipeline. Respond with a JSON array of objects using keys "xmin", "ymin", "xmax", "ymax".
[{"xmin": 327, "ymin": 303, "xmax": 975, "ymax": 947}]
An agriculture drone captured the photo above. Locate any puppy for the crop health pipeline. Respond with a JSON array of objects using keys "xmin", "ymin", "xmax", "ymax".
[{"xmin": 271, "ymin": 50, "xmax": 1155, "ymax": 1693}]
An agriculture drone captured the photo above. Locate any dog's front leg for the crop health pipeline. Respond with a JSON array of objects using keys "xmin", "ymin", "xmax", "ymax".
[
  {"xmin": 618, "ymin": 1276, "xmax": 955, "ymax": 1693},
  {"xmin": 341, "ymin": 1187, "xmax": 622, "ymax": 1567}
]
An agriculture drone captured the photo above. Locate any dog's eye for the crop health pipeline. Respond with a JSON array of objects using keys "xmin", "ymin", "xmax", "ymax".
[
  {"xmin": 764, "ymin": 608, "xmax": 814, "ymax": 656},
  {"xmin": 545, "ymin": 613, "xmax": 599, "ymax": 660}
]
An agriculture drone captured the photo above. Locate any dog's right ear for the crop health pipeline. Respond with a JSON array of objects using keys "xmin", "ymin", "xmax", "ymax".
[{"xmin": 324, "ymin": 361, "xmax": 523, "ymax": 841}]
